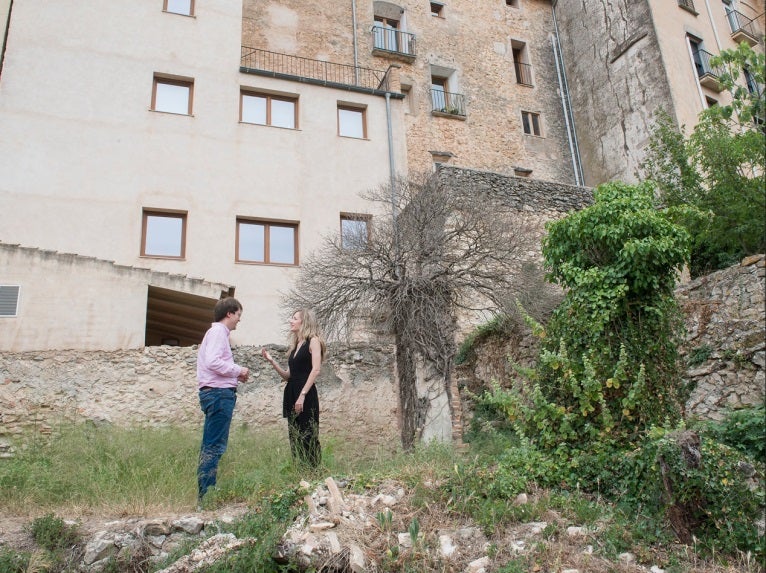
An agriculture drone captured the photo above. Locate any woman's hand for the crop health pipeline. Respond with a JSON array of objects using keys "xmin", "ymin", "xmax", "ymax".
[
  {"xmin": 260, "ymin": 348, "xmax": 272, "ymax": 362},
  {"xmin": 295, "ymin": 395, "xmax": 305, "ymax": 414}
]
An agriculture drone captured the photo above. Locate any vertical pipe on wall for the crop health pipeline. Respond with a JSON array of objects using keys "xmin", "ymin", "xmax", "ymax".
[
  {"xmin": 551, "ymin": 3, "xmax": 584, "ymax": 186},
  {"xmin": 352, "ymin": 0, "xmax": 359, "ymax": 85}
]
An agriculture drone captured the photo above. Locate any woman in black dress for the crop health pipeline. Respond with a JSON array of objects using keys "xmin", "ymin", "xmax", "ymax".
[{"xmin": 261, "ymin": 308, "xmax": 326, "ymax": 467}]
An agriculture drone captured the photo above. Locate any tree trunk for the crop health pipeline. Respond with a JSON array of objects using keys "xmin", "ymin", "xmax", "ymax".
[{"xmin": 395, "ymin": 335, "xmax": 418, "ymax": 451}]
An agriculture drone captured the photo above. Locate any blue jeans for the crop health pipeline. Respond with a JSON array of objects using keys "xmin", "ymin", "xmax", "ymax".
[{"xmin": 197, "ymin": 387, "xmax": 237, "ymax": 500}]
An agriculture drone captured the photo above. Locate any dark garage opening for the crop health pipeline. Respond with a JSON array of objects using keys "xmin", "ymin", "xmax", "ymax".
[{"xmin": 145, "ymin": 286, "xmax": 228, "ymax": 347}]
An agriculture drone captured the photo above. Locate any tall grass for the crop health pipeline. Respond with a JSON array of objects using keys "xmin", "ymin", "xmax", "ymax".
[{"xmin": 0, "ymin": 421, "xmax": 455, "ymax": 516}]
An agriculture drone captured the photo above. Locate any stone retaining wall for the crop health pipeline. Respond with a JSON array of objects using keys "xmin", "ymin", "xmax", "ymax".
[
  {"xmin": 0, "ymin": 344, "xmax": 400, "ymax": 452},
  {"xmin": 676, "ymin": 254, "xmax": 765, "ymax": 420}
]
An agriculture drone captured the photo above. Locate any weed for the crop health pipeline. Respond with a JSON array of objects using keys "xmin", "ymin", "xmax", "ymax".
[{"xmin": 29, "ymin": 513, "xmax": 80, "ymax": 552}]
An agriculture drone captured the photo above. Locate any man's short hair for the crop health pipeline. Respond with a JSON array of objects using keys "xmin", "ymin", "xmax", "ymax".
[{"xmin": 214, "ymin": 297, "xmax": 242, "ymax": 322}]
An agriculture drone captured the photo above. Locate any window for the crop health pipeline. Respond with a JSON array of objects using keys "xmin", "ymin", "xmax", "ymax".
[
  {"xmin": 430, "ymin": 2, "xmax": 444, "ymax": 16},
  {"xmin": 152, "ymin": 75, "xmax": 193, "ymax": 115},
  {"xmin": 705, "ymin": 96, "xmax": 718, "ymax": 108},
  {"xmin": 164, "ymin": 0, "xmax": 194, "ymax": 16},
  {"xmin": 521, "ymin": 111, "xmax": 541, "ymax": 136},
  {"xmin": 240, "ymin": 90, "xmax": 297, "ymax": 129},
  {"xmin": 237, "ymin": 218, "xmax": 298, "ymax": 265},
  {"xmin": 341, "ymin": 214, "xmax": 371, "ymax": 250},
  {"xmin": 506, "ymin": 0, "xmax": 519, "ymax": 7},
  {"xmin": 373, "ymin": 16, "xmax": 400, "ymax": 51},
  {"xmin": 141, "ymin": 210, "xmax": 187, "ymax": 258},
  {"xmin": 431, "ymin": 75, "xmax": 448, "ymax": 110},
  {"xmin": 743, "ymin": 67, "xmax": 758, "ymax": 95},
  {"xmin": 512, "ymin": 41, "xmax": 532, "ymax": 86},
  {"xmin": 0, "ymin": 285, "xmax": 20, "ymax": 317},
  {"xmin": 338, "ymin": 104, "xmax": 367, "ymax": 138},
  {"xmin": 678, "ymin": 0, "xmax": 697, "ymax": 14}
]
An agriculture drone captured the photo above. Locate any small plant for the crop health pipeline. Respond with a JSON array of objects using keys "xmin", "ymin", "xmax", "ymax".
[
  {"xmin": 0, "ymin": 548, "xmax": 32, "ymax": 573},
  {"xmin": 701, "ymin": 405, "xmax": 766, "ymax": 463},
  {"xmin": 408, "ymin": 517, "xmax": 420, "ymax": 547},
  {"xmin": 376, "ymin": 509, "xmax": 393, "ymax": 532},
  {"xmin": 686, "ymin": 344, "xmax": 712, "ymax": 366},
  {"xmin": 29, "ymin": 513, "xmax": 80, "ymax": 552}
]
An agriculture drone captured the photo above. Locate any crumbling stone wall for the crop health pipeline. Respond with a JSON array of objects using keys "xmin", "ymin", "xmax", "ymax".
[
  {"xmin": 0, "ymin": 344, "xmax": 399, "ymax": 452},
  {"xmin": 677, "ymin": 255, "xmax": 765, "ymax": 420},
  {"xmin": 457, "ymin": 256, "xmax": 765, "ymax": 422}
]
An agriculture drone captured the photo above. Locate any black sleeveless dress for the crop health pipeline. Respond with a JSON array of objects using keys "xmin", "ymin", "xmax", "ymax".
[{"xmin": 284, "ymin": 338, "xmax": 321, "ymax": 466}]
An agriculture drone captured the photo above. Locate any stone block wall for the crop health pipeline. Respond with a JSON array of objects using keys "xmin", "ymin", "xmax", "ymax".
[
  {"xmin": 0, "ymin": 344, "xmax": 400, "ymax": 452},
  {"xmin": 676, "ymin": 255, "xmax": 766, "ymax": 420},
  {"xmin": 456, "ymin": 255, "xmax": 766, "ymax": 422}
]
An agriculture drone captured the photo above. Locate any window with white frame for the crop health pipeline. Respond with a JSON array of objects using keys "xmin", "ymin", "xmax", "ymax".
[
  {"xmin": 237, "ymin": 218, "xmax": 299, "ymax": 265},
  {"xmin": 240, "ymin": 90, "xmax": 298, "ymax": 129},
  {"xmin": 0, "ymin": 285, "xmax": 20, "ymax": 317},
  {"xmin": 152, "ymin": 75, "xmax": 193, "ymax": 115},
  {"xmin": 142, "ymin": 210, "xmax": 187, "ymax": 258}
]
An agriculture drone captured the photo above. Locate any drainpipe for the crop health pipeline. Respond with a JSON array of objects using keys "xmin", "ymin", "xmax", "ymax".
[
  {"xmin": 551, "ymin": 3, "xmax": 584, "ymax": 186},
  {"xmin": 351, "ymin": 0, "xmax": 359, "ymax": 85},
  {"xmin": 385, "ymin": 90, "xmax": 398, "ymax": 237},
  {"xmin": 703, "ymin": 0, "xmax": 723, "ymax": 52}
]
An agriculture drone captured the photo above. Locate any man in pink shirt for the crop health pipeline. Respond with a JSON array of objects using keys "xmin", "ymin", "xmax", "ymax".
[{"xmin": 196, "ymin": 297, "xmax": 249, "ymax": 505}]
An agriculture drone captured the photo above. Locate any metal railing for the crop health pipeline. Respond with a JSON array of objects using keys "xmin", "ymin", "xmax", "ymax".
[
  {"xmin": 692, "ymin": 48, "xmax": 721, "ymax": 79},
  {"xmin": 429, "ymin": 88, "xmax": 466, "ymax": 116},
  {"xmin": 240, "ymin": 47, "xmax": 393, "ymax": 94},
  {"xmin": 371, "ymin": 25, "xmax": 416, "ymax": 57},
  {"xmin": 513, "ymin": 61, "xmax": 533, "ymax": 86},
  {"xmin": 726, "ymin": 9, "xmax": 758, "ymax": 39}
]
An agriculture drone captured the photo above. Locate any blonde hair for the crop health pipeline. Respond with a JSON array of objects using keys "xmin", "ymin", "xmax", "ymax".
[{"xmin": 288, "ymin": 308, "xmax": 326, "ymax": 361}]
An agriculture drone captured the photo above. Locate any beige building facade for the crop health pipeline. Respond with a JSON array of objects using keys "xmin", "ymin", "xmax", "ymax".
[
  {"xmin": 553, "ymin": 0, "xmax": 765, "ymax": 186},
  {"xmin": 0, "ymin": 0, "xmax": 407, "ymax": 350}
]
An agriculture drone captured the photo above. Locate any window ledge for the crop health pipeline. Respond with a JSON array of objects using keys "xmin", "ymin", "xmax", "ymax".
[
  {"xmin": 432, "ymin": 110, "xmax": 467, "ymax": 120},
  {"xmin": 678, "ymin": 5, "xmax": 698, "ymax": 16},
  {"xmin": 338, "ymin": 135, "xmax": 370, "ymax": 140},
  {"xmin": 149, "ymin": 109, "xmax": 194, "ymax": 117},
  {"xmin": 140, "ymin": 255, "xmax": 186, "ymax": 261}
]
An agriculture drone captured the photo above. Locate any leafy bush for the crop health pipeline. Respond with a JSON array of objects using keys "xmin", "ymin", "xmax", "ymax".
[
  {"xmin": 640, "ymin": 44, "xmax": 766, "ymax": 277},
  {"xmin": 455, "ymin": 314, "xmax": 509, "ymax": 365},
  {"xmin": 0, "ymin": 549, "xmax": 30, "ymax": 573},
  {"xmin": 29, "ymin": 513, "xmax": 80, "ymax": 553},
  {"xmin": 619, "ymin": 427, "xmax": 765, "ymax": 560},
  {"xmin": 536, "ymin": 181, "xmax": 691, "ymax": 443},
  {"xmin": 701, "ymin": 405, "xmax": 766, "ymax": 463}
]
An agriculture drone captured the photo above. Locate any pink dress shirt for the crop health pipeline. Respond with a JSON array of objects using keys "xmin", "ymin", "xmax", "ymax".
[{"xmin": 197, "ymin": 322, "xmax": 243, "ymax": 389}]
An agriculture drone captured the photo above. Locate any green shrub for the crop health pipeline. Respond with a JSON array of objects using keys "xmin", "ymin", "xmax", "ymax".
[
  {"xmin": 29, "ymin": 513, "xmax": 80, "ymax": 552},
  {"xmin": 620, "ymin": 427, "xmax": 765, "ymax": 559},
  {"xmin": 701, "ymin": 405, "xmax": 766, "ymax": 463},
  {"xmin": 0, "ymin": 549, "xmax": 30, "ymax": 573}
]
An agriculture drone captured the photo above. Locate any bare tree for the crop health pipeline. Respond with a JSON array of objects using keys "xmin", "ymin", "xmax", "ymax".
[{"xmin": 285, "ymin": 171, "xmax": 537, "ymax": 450}]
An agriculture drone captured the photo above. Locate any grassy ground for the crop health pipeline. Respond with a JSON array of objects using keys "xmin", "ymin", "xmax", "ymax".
[{"xmin": 0, "ymin": 423, "xmax": 761, "ymax": 572}]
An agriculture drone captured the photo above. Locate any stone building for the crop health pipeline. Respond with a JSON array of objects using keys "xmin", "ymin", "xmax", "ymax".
[{"xmin": 553, "ymin": 0, "xmax": 765, "ymax": 186}]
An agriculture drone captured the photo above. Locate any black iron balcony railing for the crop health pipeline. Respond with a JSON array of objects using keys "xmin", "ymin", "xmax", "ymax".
[
  {"xmin": 371, "ymin": 25, "xmax": 416, "ymax": 57},
  {"xmin": 429, "ymin": 88, "xmax": 466, "ymax": 116},
  {"xmin": 726, "ymin": 10, "xmax": 759, "ymax": 46},
  {"xmin": 513, "ymin": 61, "xmax": 533, "ymax": 86},
  {"xmin": 240, "ymin": 47, "xmax": 394, "ymax": 95},
  {"xmin": 692, "ymin": 48, "xmax": 724, "ymax": 92}
]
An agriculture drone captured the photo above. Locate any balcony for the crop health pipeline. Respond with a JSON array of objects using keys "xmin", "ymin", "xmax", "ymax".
[
  {"xmin": 513, "ymin": 61, "xmax": 534, "ymax": 86},
  {"xmin": 371, "ymin": 25, "xmax": 416, "ymax": 62},
  {"xmin": 726, "ymin": 10, "xmax": 760, "ymax": 47},
  {"xmin": 240, "ymin": 47, "xmax": 399, "ymax": 96},
  {"xmin": 692, "ymin": 48, "xmax": 724, "ymax": 92},
  {"xmin": 429, "ymin": 88, "xmax": 466, "ymax": 118}
]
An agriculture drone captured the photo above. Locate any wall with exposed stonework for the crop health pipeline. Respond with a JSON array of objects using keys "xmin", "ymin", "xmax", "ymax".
[
  {"xmin": 0, "ymin": 344, "xmax": 400, "ymax": 453},
  {"xmin": 456, "ymin": 255, "xmax": 766, "ymax": 422},
  {"xmin": 676, "ymin": 255, "xmax": 766, "ymax": 420}
]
